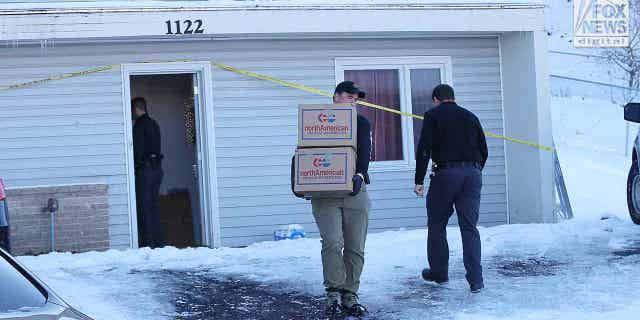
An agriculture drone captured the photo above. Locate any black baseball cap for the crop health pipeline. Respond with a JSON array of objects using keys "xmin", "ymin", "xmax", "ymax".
[{"xmin": 334, "ymin": 81, "xmax": 366, "ymax": 99}]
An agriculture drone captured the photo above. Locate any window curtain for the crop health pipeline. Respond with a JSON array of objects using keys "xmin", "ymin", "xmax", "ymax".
[{"xmin": 345, "ymin": 69, "xmax": 403, "ymax": 161}]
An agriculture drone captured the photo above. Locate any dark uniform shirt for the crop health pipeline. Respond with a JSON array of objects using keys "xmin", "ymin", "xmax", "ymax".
[
  {"xmin": 133, "ymin": 114, "xmax": 162, "ymax": 170},
  {"xmin": 415, "ymin": 102, "xmax": 488, "ymax": 185}
]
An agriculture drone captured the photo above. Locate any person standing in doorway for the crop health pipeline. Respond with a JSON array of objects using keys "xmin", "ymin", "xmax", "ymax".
[
  {"xmin": 132, "ymin": 97, "xmax": 165, "ymax": 248},
  {"xmin": 414, "ymin": 84, "xmax": 488, "ymax": 293}
]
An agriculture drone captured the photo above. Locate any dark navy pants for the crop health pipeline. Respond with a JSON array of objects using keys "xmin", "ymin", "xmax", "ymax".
[
  {"xmin": 426, "ymin": 166, "xmax": 483, "ymax": 286},
  {"xmin": 136, "ymin": 166, "xmax": 164, "ymax": 248}
]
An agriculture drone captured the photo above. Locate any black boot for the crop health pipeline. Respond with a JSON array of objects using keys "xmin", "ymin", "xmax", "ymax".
[
  {"xmin": 341, "ymin": 291, "xmax": 367, "ymax": 317},
  {"xmin": 325, "ymin": 288, "xmax": 342, "ymax": 315},
  {"xmin": 421, "ymin": 268, "xmax": 449, "ymax": 284},
  {"xmin": 470, "ymin": 282, "xmax": 484, "ymax": 293}
]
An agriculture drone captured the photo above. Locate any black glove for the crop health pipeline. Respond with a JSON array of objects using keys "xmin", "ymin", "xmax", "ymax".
[
  {"xmin": 291, "ymin": 155, "xmax": 305, "ymax": 199},
  {"xmin": 350, "ymin": 174, "xmax": 364, "ymax": 196}
]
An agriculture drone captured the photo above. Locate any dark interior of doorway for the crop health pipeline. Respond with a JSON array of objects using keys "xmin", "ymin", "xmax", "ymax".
[{"xmin": 130, "ymin": 74, "xmax": 202, "ymax": 248}]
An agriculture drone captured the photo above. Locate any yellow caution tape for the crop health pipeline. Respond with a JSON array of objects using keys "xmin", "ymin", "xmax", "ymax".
[
  {"xmin": 214, "ymin": 63, "xmax": 555, "ymax": 152},
  {"xmin": 0, "ymin": 61, "xmax": 554, "ymax": 152},
  {"xmin": 213, "ymin": 63, "xmax": 335, "ymax": 98},
  {"xmin": 0, "ymin": 60, "xmax": 194, "ymax": 91},
  {"xmin": 0, "ymin": 65, "xmax": 118, "ymax": 91},
  {"xmin": 486, "ymin": 132, "xmax": 554, "ymax": 152}
]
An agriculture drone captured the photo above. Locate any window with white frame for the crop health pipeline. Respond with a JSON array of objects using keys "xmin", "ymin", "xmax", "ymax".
[{"xmin": 335, "ymin": 56, "xmax": 453, "ymax": 170}]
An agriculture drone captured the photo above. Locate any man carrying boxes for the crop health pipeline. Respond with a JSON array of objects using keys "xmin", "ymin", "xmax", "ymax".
[{"xmin": 291, "ymin": 81, "xmax": 372, "ymax": 316}]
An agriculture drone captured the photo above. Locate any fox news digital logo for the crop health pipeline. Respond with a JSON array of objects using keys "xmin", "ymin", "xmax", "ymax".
[{"xmin": 574, "ymin": 0, "xmax": 630, "ymax": 48}]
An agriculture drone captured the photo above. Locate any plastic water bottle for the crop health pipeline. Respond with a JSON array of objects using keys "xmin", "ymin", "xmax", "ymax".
[{"xmin": 274, "ymin": 224, "xmax": 306, "ymax": 241}]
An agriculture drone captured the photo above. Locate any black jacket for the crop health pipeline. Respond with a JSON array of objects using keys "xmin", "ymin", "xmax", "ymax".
[
  {"xmin": 133, "ymin": 114, "xmax": 162, "ymax": 170},
  {"xmin": 355, "ymin": 115, "xmax": 372, "ymax": 182},
  {"xmin": 415, "ymin": 102, "xmax": 488, "ymax": 185},
  {"xmin": 292, "ymin": 115, "xmax": 372, "ymax": 197}
]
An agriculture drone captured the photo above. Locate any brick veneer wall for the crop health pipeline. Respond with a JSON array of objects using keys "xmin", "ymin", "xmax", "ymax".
[{"xmin": 5, "ymin": 184, "xmax": 110, "ymax": 255}]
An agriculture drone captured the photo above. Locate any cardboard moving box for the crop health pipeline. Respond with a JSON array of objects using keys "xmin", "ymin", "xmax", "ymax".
[
  {"xmin": 298, "ymin": 104, "xmax": 357, "ymax": 148},
  {"xmin": 294, "ymin": 147, "xmax": 356, "ymax": 195}
]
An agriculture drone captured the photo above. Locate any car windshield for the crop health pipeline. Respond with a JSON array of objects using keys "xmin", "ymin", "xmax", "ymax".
[{"xmin": 0, "ymin": 253, "xmax": 46, "ymax": 313}]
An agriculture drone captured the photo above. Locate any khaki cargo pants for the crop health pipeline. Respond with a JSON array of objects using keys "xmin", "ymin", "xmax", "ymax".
[{"xmin": 311, "ymin": 186, "xmax": 371, "ymax": 294}]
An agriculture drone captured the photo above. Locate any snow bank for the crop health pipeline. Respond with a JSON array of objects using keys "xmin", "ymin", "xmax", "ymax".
[{"xmin": 552, "ymin": 96, "xmax": 636, "ymax": 221}]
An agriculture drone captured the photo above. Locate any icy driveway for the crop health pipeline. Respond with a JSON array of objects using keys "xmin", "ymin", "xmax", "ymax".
[{"xmin": 15, "ymin": 217, "xmax": 640, "ymax": 320}]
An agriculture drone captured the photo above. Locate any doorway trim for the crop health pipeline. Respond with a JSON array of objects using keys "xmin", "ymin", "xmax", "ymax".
[{"xmin": 121, "ymin": 61, "xmax": 221, "ymax": 249}]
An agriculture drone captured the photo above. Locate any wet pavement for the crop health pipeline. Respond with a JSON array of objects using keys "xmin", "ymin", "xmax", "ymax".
[
  {"xmin": 114, "ymin": 222, "xmax": 640, "ymax": 320},
  {"xmin": 155, "ymin": 253, "xmax": 585, "ymax": 320},
  {"xmin": 611, "ymin": 240, "xmax": 640, "ymax": 257},
  {"xmin": 489, "ymin": 256, "xmax": 568, "ymax": 277},
  {"xmin": 161, "ymin": 270, "xmax": 385, "ymax": 320},
  {"xmin": 150, "ymin": 243, "xmax": 640, "ymax": 320}
]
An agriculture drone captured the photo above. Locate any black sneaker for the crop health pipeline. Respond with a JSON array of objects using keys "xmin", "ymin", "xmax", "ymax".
[
  {"xmin": 421, "ymin": 268, "xmax": 449, "ymax": 284},
  {"xmin": 470, "ymin": 283, "xmax": 484, "ymax": 293}
]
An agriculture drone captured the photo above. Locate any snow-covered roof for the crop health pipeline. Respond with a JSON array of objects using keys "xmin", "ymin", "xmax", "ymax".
[
  {"xmin": 0, "ymin": 0, "xmax": 546, "ymax": 13},
  {"xmin": 1, "ymin": 0, "xmax": 547, "ymax": 40}
]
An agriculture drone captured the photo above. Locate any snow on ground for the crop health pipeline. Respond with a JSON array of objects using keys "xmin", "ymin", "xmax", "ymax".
[
  {"xmin": 12, "ymin": 94, "xmax": 640, "ymax": 319},
  {"xmin": 16, "ymin": 210, "xmax": 640, "ymax": 319},
  {"xmin": 552, "ymin": 96, "xmax": 636, "ymax": 221}
]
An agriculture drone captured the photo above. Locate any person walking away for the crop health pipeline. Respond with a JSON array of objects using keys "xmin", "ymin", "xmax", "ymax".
[{"xmin": 414, "ymin": 84, "xmax": 488, "ymax": 293}]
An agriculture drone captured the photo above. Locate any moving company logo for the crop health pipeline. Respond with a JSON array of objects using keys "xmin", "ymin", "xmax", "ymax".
[
  {"xmin": 574, "ymin": 0, "xmax": 630, "ymax": 47},
  {"xmin": 301, "ymin": 155, "xmax": 345, "ymax": 179},
  {"xmin": 317, "ymin": 112, "xmax": 337, "ymax": 123},
  {"xmin": 304, "ymin": 110, "xmax": 350, "ymax": 136},
  {"xmin": 312, "ymin": 156, "xmax": 331, "ymax": 168}
]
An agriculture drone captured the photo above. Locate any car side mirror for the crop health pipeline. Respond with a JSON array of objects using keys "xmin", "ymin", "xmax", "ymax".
[{"xmin": 624, "ymin": 103, "xmax": 640, "ymax": 123}]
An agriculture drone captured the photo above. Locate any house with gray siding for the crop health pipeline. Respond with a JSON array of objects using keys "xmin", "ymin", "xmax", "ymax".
[{"xmin": 0, "ymin": 0, "xmax": 554, "ymax": 255}]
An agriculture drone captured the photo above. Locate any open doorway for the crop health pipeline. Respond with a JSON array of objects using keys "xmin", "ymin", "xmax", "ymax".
[{"xmin": 130, "ymin": 74, "xmax": 203, "ymax": 248}]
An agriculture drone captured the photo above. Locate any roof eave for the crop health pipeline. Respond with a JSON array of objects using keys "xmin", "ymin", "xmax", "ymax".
[{"xmin": 0, "ymin": 3, "xmax": 546, "ymax": 16}]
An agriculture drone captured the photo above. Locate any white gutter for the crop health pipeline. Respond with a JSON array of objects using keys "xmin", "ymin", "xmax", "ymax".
[{"xmin": 0, "ymin": 3, "xmax": 545, "ymax": 15}]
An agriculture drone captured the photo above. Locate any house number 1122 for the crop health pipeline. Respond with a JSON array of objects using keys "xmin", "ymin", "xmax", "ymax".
[{"xmin": 165, "ymin": 20, "xmax": 205, "ymax": 35}]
